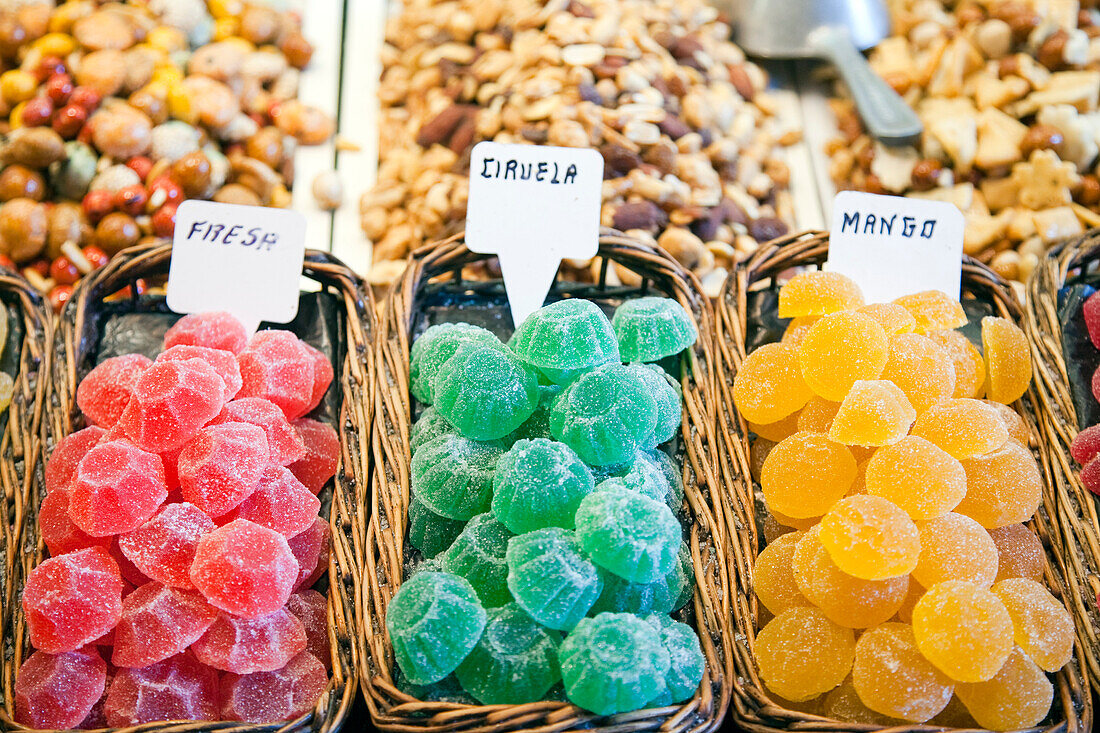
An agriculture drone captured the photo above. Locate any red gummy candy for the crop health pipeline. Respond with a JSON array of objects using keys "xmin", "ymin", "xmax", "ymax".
[
  {"xmin": 178, "ymin": 422, "xmax": 269, "ymax": 517},
  {"xmin": 1083, "ymin": 454, "xmax": 1100, "ymax": 495},
  {"xmin": 286, "ymin": 590, "xmax": 331, "ymax": 671},
  {"xmin": 104, "ymin": 653, "xmax": 219, "ymax": 726},
  {"xmin": 288, "ymin": 418, "xmax": 338, "ymax": 494},
  {"xmin": 118, "ymin": 359, "xmax": 226, "ymax": 453},
  {"xmin": 225, "ymin": 465, "xmax": 320, "ymax": 537},
  {"xmin": 118, "ymin": 502, "xmax": 215, "ymax": 589},
  {"xmin": 1072, "ymin": 424, "xmax": 1100, "ymax": 465},
  {"xmin": 40, "ymin": 490, "xmax": 110, "ymax": 556},
  {"xmin": 45, "ymin": 426, "xmax": 105, "ymax": 496},
  {"xmin": 76, "ymin": 354, "xmax": 152, "ymax": 428},
  {"xmin": 23, "ymin": 548, "xmax": 122, "ymax": 653},
  {"xmin": 237, "ymin": 331, "xmax": 316, "ymax": 420},
  {"xmin": 192, "ymin": 608, "xmax": 306, "ymax": 673},
  {"xmin": 164, "ymin": 311, "xmax": 249, "ymax": 354},
  {"xmin": 190, "ymin": 519, "xmax": 298, "ymax": 618},
  {"xmin": 157, "ymin": 346, "xmax": 243, "ymax": 401},
  {"xmin": 1085, "ymin": 291, "xmax": 1100, "ymax": 350},
  {"xmin": 211, "ymin": 397, "xmax": 307, "ymax": 465},
  {"xmin": 111, "ymin": 582, "xmax": 218, "ymax": 667},
  {"xmin": 222, "ymin": 652, "xmax": 327, "ymax": 723},
  {"xmin": 15, "ymin": 648, "xmax": 106, "ymax": 729},
  {"xmin": 77, "ymin": 668, "xmax": 112, "ymax": 729},
  {"xmin": 301, "ymin": 341, "xmax": 333, "ymax": 413},
  {"xmin": 69, "ymin": 440, "xmax": 168, "ymax": 536},
  {"xmin": 110, "ymin": 539, "xmax": 151, "ymax": 587},
  {"xmin": 288, "ymin": 516, "xmax": 331, "ymax": 590}
]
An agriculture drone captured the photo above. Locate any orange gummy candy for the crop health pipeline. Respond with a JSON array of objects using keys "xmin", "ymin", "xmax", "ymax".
[
  {"xmin": 857, "ymin": 303, "xmax": 917, "ymax": 336},
  {"xmin": 755, "ymin": 606, "xmax": 855, "ymax": 702},
  {"xmin": 734, "ymin": 343, "xmax": 814, "ymax": 425},
  {"xmin": 865, "ymin": 436, "xmax": 965, "ymax": 520},
  {"xmin": 981, "ymin": 316, "xmax": 1032, "ymax": 404},
  {"xmin": 982, "ymin": 400, "xmax": 1030, "ymax": 444},
  {"xmin": 828, "ymin": 380, "xmax": 915, "ymax": 447},
  {"xmin": 991, "ymin": 578, "xmax": 1074, "ymax": 673},
  {"xmin": 852, "ymin": 623, "xmax": 954, "ymax": 723},
  {"xmin": 797, "ymin": 397, "xmax": 840, "ymax": 434},
  {"xmin": 909, "ymin": 398, "xmax": 1009, "ymax": 460},
  {"xmin": 819, "ymin": 495, "xmax": 920, "ymax": 580},
  {"xmin": 955, "ymin": 647, "xmax": 1053, "ymax": 730},
  {"xmin": 782, "ymin": 316, "xmax": 818, "ymax": 347},
  {"xmin": 956, "ymin": 439, "xmax": 1042, "ymax": 529},
  {"xmin": 911, "ymin": 580, "xmax": 1014, "ymax": 682},
  {"xmin": 799, "ymin": 312, "xmax": 889, "ymax": 401},
  {"xmin": 913, "ymin": 513, "xmax": 999, "ymax": 588},
  {"xmin": 847, "ymin": 460, "xmax": 869, "ymax": 496},
  {"xmin": 768, "ymin": 508, "xmax": 820, "ymax": 531},
  {"xmin": 929, "ymin": 695, "xmax": 980, "ymax": 728},
  {"xmin": 754, "ymin": 532, "xmax": 809, "ymax": 617},
  {"xmin": 824, "ymin": 677, "xmax": 905, "ymax": 725},
  {"xmin": 778, "ymin": 271, "xmax": 864, "ymax": 318},
  {"xmin": 928, "ymin": 330, "xmax": 986, "ymax": 399},
  {"xmin": 989, "ymin": 524, "xmax": 1044, "ymax": 583},
  {"xmin": 893, "ymin": 291, "xmax": 967, "ymax": 334},
  {"xmin": 879, "ymin": 334, "xmax": 956, "ymax": 414},
  {"xmin": 895, "ymin": 580, "xmax": 924, "ymax": 624},
  {"xmin": 748, "ymin": 411, "xmax": 801, "ymax": 443},
  {"xmin": 762, "ymin": 432, "xmax": 857, "ymax": 519}
]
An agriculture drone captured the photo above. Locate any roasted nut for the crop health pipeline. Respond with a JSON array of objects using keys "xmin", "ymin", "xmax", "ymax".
[
  {"xmin": 1037, "ymin": 29, "xmax": 1070, "ymax": 70},
  {"xmin": 1020, "ymin": 123, "xmax": 1065, "ymax": 158},
  {"xmin": 213, "ymin": 183, "xmax": 262, "ymax": 207},
  {"xmin": 0, "ymin": 164, "xmax": 44, "ymax": 201},
  {"xmin": 0, "ymin": 198, "xmax": 47, "ymax": 263},
  {"xmin": 94, "ymin": 211, "xmax": 140, "ymax": 254},
  {"xmin": 3, "ymin": 127, "xmax": 65, "ymax": 168}
]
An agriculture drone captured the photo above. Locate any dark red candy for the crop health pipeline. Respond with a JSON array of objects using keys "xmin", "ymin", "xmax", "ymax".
[
  {"xmin": 69, "ymin": 440, "xmax": 168, "ymax": 536},
  {"xmin": 288, "ymin": 516, "xmax": 331, "ymax": 590},
  {"xmin": 104, "ymin": 653, "xmax": 219, "ymax": 726},
  {"xmin": 118, "ymin": 502, "xmax": 214, "ymax": 589},
  {"xmin": 1085, "ymin": 291, "xmax": 1100, "ymax": 349},
  {"xmin": 1083, "ymin": 454, "xmax": 1100, "ymax": 496},
  {"xmin": 221, "ymin": 651, "xmax": 327, "ymax": 723},
  {"xmin": 178, "ymin": 422, "xmax": 269, "ymax": 517},
  {"xmin": 210, "ymin": 397, "xmax": 306, "ymax": 465},
  {"xmin": 301, "ymin": 341, "xmax": 333, "ymax": 413},
  {"xmin": 287, "ymin": 418, "xmax": 338, "ymax": 494},
  {"xmin": 224, "ymin": 465, "xmax": 320, "ymax": 537},
  {"xmin": 285, "ymin": 590, "xmax": 331, "ymax": 671},
  {"xmin": 164, "ymin": 311, "xmax": 249, "ymax": 354},
  {"xmin": 77, "ymin": 668, "xmax": 112, "ymax": 729},
  {"xmin": 15, "ymin": 647, "xmax": 107, "ymax": 729},
  {"xmin": 117, "ymin": 359, "xmax": 226, "ymax": 452},
  {"xmin": 75, "ymin": 354, "xmax": 152, "ymax": 428},
  {"xmin": 237, "ymin": 331, "xmax": 316, "ymax": 420},
  {"xmin": 1071, "ymin": 424, "xmax": 1100, "ymax": 465},
  {"xmin": 111, "ymin": 583, "xmax": 218, "ymax": 667},
  {"xmin": 23, "ymin": 548, "xmax": 122, "ymax": 653},
  {"xmin": 45, "ymin": 426, "xmax": 105, "ymax": 496},
  {"xmin": 110, "ymin": 539, "xmax": 151, "ymax": 587},
  {"xmin": 191, "ymin": 608, "xmax": 306, "ymax": 673},
  {"xmin": 189, "ymin": 519, "xmax": 298, "ymax": 618},
  {"xmin": 157, "ymin": 346, "xmax": 243, "ymax": 401},
  {"xmin": 40, "ymin": 490, "xmax": 110, "ymax": 556}
]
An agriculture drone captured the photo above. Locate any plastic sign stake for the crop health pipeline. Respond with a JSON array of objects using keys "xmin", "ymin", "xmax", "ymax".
[
  {"xmin": 167, "ymin": 200, "xmax": 307, "ymax": 334},
  {"xmin": 827, "ymin": 191, "xmax": 965, "ymax": 303},
  {"xmin": 466, "ymin": 141, "xmax": 604, "ymax": 327}
]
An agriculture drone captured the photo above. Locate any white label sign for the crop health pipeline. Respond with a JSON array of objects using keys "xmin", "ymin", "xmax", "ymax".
[
  {"xmin": 827, "ymin": 191, "xmax": 965, "ymax": 303},
  {"xmin": 466, "ymin": 141, "xmax": 604, "ymax": 327},
  {"xmin": 167, "ymin": 200, "xmax": 306, "ymax": 334}
]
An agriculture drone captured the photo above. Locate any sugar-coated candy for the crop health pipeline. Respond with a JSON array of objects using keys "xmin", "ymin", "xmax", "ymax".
[
  {"xmin": 118, "ymin": 359, "xmax": 226, "ymax": 452},
  {"xmin": 913, "ymin": 513, "xmax": 999, "ymax": 588},
  {"xmin": 411, "ymin": 323, "xmax": 503, "ymax": 403},
  {"xmin": 599, "ymin": 449, "xmax": 683, "ymax": 510},
  {"xmin": 117, "ymin": 502, "xmax": 214, "ymax": 589},
  {"xmin": 955, "ymin": 647, "xmax": 1053, "ymax": 730},
  {"xmin": 799, "ymin": 312, "xmax": 889, "ymax": 401},
  {"xmin": 928, "ymin": 330, "xmax": 986, "ymax": 398},
  {"xmin": 288, "ymin": 417, "xmax": 339, "ymax": 494},
  {"xmin": 748, "ymin": 412, "xmax": 800, "ymax": 442},
  {"xmin": 755, "ymin": 606, "xmax": 855, "ymax": 701},
  {"xmin": 506, "ymin": 527, "xmax": 603, "ymax": 630},
  {"xmin": 412, "ymin": 434, "xmax": 502, "ymax": 520},
  {"xmin": 76, "ymin": 354, "xmax": 152, "ymax": 428},
  {"xmin": 211, "ymin": 397, "xmax": 307, "ymax": 465},
  {"xmin": 409, "ymin": 496, "xmax": 466, "ymax": 558},
  {"xmin": 441, "ymin": 513, "xmax": 514, "ymax": 608},
  {"xmin": 823, "ymin": 678, "xmax": 904, "ymax": 725},
  {"xmin": 989, "ymin": 524, "xmax": 1044, "ymax": 582},
  {"xmin": 559, "ymin": 612, "xmax": 671, "ymax": 714},
  {"xmin": 910, "ymin": 398, "xmax": 1008, "ymax": 460},
  {"xmin": 386, "ymin": 571, "xmax": 487, "ymax": 684},
  {"xmin": 512, "ymin": 298, "xmax": 621, "ymax": 372},
  {"xmin": 762, "ymin": 432, "xmax": 857, "ymax": 519},
  {"xmin": 178, "ymin": 422, "xmax": 269, "ymax": 517},
  {"xmin": 286, "ymin": 590, "xmax": 331, "ymax": 671},
  {"xmin": 956, "ymin": 439, "xmax": 1042, "ymax": 528},
  {"xmin": 300, "ymin": 341, "xmax": 334, "ymax": 413},
  {"xmin": 981, "ymin": 316, "xmax": 1032, "ymax": 404},
  {"xmin": 879, "ymin": 334, "xmax": 956, "ymax": 414},
  {"xmin": 1072, "ymin": 423, "xmax": 1100, "ymax": 466},
  {"xmin": 991, "ymin": 578, "xmax": 1073, "ymax": 672},
  {"xmin": 433, "ymin": 343, "xmax": 540, "ymax": 441},
  {"xmin": 753, "ymin": 532, "xmax": 809, "ymax": 617},
  {"xmin": 190, "ymin": 519, "xmax": 298, "ymax": 618},
  {"xmin": 627, "ymin": 363, "xmax": 681, "ymax": 447},
  {"xmin": 491, "ymin": 438, "xmax": 593, "ymax": 533},
  {"xmin": 893, "ymin": 291, "xmax": 967, "ymax": 333},
  {"xmin": 221, "ymin": 651, "xmax": 328, "ymax": 723},
  {"xmin": 157, "ymin": 346, "xmax": 243, "ymax": 401},
  {"xmin": 69, "ymin": 440, "xmax": 168, "ymax": 536},
  {"xmin": 164, "ymin": 311, "xmax": 248, "ymax": 354},
  {"xmin": 105, "ymin": 653, "xmax": 219, "ymax": 726},
  {"xmin": 225, "ymin": 464, "xmax": 320, "ymax": 537},
  {"xmin": 782, "ymin": 316, "xmax": 818, "ymax": 346},
  {"xmin": 820, "ymin": 495, "xmax": 920, "ymax": 580},
  {"xmin": 912, "ymin": 580, "xmax": 1013, "ymax": 682},
  {"xmin": 857, "ymin": 302, "xmax": 917, "ymax": 335},
  {"xmin": 575, "ymin": 488, "xmax": 680, "ymax": 584},
  {"xmin": 796, "ymin": 396, "xmax": 840, "ymax": 433},
  {"xmin": 15, "ymin": 648, "xmax": 107, "ymax": 729},
  {"xmin": 110, "ymin": 539, "xmax": 152, "ymax": 588},
  {"xmin": 192, "ymin": 608, "xmax": 307, "ymax": 673},
  {"xmin": 982, "ymin": 399, "xmax": 1030, "ymax": 444},
  {"xmin": 236, "ymin": 330, "xmax": 318, "ymax": 420},
  {"xmin": 454, "ymin": 603, "xmax": 562, "ymax": 704},
  {"xmin": 45, "ymin": 425, "xmax": 105, "ymax": 496},
  {"xmin": 828, "ymin": 380, "xmax": 915, "ymax": 447},
  {"xmin": 501, "ymin": 384, "xmax": 559, "ymax": 445},
  {"xmin": 110, "ymin": 582, "xmax": 217, "ymax": 668},
  {"xmin": 612, "ymin": 297, "xmax": 697, "ymax": 363},
  {"xmin": 550, "ymin": 364, "xmax": 657, "ymax": 466},
  {"xmin": 40, "ymin": 490, "xmax": 109, "ymax": 556},
  {"xmin": 865, "ymin": 436, "xmax": 965, "ymax": 520},
  {"xmin": 591, "ymin": 541, "xmax": 692, "ymax": 615},
  {"xmin": 288, "ymin": 516, "xmax": 331, "ymax": 590},
  {"xmin": 644, "ymin": 614, "xmax": 705, "ymax": 703},
  {"xmin": 23, "ymin": 547, "xmax": 122, "ymax": 653},
  {"xmin": 1085, "ymin": 291, "xmax": 1100, "ymax": 348},
  {"xmin": 733, "ymin": 342, "xmax": 813, "ymax": 424},
  {"xmin": 852, "ymin": 623, "xmax": 954, "ymax": 722},
  {"xmin": 411, "ymin": 406, "xmax": 456, "ymax": 452},
  {"xmin": 1081, "ymin": 453, "xmax": 1100, "ymax": 495},
  {"xmin": 777, "ymin": 271, "xmax": 864, "ymax": 318},
  {"xmin": 930, "ymin": 694, "xmax": 980, "ymax": 728}
]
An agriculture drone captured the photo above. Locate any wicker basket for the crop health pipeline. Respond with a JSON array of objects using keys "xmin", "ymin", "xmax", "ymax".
[
  {"xmin": 715, "ymin": 230, "xmax": 1091, "ymax": 733},
  {"xmin": 1, "ymin": 241, "xmax": 373, "ymax": 733},
  {"xmin": 362, "ymin": 229, "xmax": 734, "ymax": 732}
]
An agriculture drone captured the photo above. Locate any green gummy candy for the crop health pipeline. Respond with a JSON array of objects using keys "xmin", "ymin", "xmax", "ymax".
[
  {"xmin": 626, "ymin": 363, "xmax": 682, "ymax": 448},
  {"xmin": 501, "ymin": 385, "xmax": 560, "ymax": 447},
  {"xmin": 385, "ymin": 571, "xmax": 487, "ymax": 685},
  {"xmin": 559, "ymin": 612, "xmax": 671, "ymax": 715},
  {"xmin": 411, "ymin": 434, "xmax": 502, "ymax": 520},
  {"xmin": 506, "ymin": 527, "xmax": 603, "ymax": 631},
  {"xmin": 538, "ymin": 365, "xmax": 587, "ymax": 386},
  {"xmin": 454, "ymin": 603, "xmax": 562, "ymax": 704},
  {"xmin": 410, "ymin": 323, "xmax": 502, "ymax": 404},
  {"xmin": 595, "ymin": 450, "xmax": 683, "ymax": 511},
  {"xmin": 589, "ymin": 541, "xmax": 692, "ymax": 615},
  {"xmin": 510, "ymin": 299, "xmax": 619, "ymax": 372},
  {"xmin": 408, "ymin": 496, "xmax": 466, "ymax": 558},
  {"xmin": 550, "ymin": 364, "xmax": 657, "ymax": 466},
  {"xmin": 433, "ymin": 343, "xmax": 539, "ymax": 441},
  {"xmin": 613, "ymin": 297, "xmax": 697, "ymax": 363},
  {"xmin": 575, "ymin": 487, "xmax": 680, "ymax": 583},
  {"xmin": 396, "ymin": 672, "xmax": 480, "ymax": 705},
  {"xmin": 643, "ymin": 614, "xmax": 705, "ymax": 703},
  {"xmin": 441, "ymin": 513, "xmax": 514, "ymax": 608},
  {"xmin": 411, "ymin": 407, "xmax": 457, "ymax": 452},
  {"xmin": 409, "ymin": 557, "xmax": 445, "ymax": 578},
  {"xmin": 492, "ymin": 438, "xmax": 594, "ymax": 534}
]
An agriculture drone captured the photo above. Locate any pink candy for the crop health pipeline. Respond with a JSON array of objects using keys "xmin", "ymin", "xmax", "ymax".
[
  {"xmin": 118, "ymin": 359, "xmax": 226, "ymax": 453},
  {"xmin": 192, "ymin": 608, "xmax": 306, "ymax": 673},
  {"xmin": 225, "ymin": 464, "xmax": 320, "ymax": 537},
  {"xmin": 76, "ymin": 354, "xmax": 152, "ymax": 428},
  {"xmin": 237, "ymin": 331, "xmax": 317, "ymax": 420},
  {"xmin": 1085, "ymin": 291, "xmax": 1100, "ymax": 349},
  {"xmin": 44, "ymin": 426, "xmax": 105, "ymax": 496},
  {"xmin": 111, "ymin": 583, "xmax": 218, "ymax": 667},
  {"xmin": 210, "ymin": 397, "xmax": 307, "ymax": 465},
  {"xmin": 302, "ymin": 341, "xmax": 334, "ymax": 413},
  {"xmin": 118, "ymin": 502, "xmax": 214, "ymax": 589},
  {"xmin": 178, "ymin": 422, "xmax": 269, "ymax": 517},
  {"xmin": 15, "ymin": 648, "xmax": 107, "ymax": 729},
  {"xmin": 157, "ymin": 346, "xmax": 243, "ymax": 401},
  {"xmin": 288, "ymin": 418, "xmax": 339, "ymax": 494},
  {"xmin": 23, "ymin": 548, "xmax": 122, "ymax": 653},
  {"xmin": 286, "ymin": 590, "xmax": 331, "ymax": 671},
  {"xmin": 222, "ymin": 652, "xmax": 328, "ymax": 723},
  {"xmin": 104, "ymin": 654, "xmax": 220, "ymax": 726},
  {"xmin": 69, "ymin": 440, "xmax": 168, "ymax": 536},
  {"xmin": 164, "ymin": 311, "xmax": 248, "ymax": 354},
  {"xmin": 39, "ymin": 490, "xmax": 109, "ymax": 556},
  {"xmin": 190, "ymin": 519, "xmax": 298, "ymax": 618},
  {"xmin": 288, "ymin": 516, "xmax": 331, "ymax": 590}
]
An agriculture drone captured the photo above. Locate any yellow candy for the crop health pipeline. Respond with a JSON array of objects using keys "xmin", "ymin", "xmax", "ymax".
[
  {"xmin": 753, "ymin": 532, "xmax": 809, "ymax": 617},
  {"xmin": 828, "ymin": 380, "xmax": 915, "ymax": 447},
  {"xmin": 782, "ymin": 316, "xmax": 818, "ymax": 347},
  {"xmin": 879, "ymin": 334, "xmax": 956, "ymax": 414},
  {"xmin": 146, "ymin": 26, "xmax": 189, "ymax": 53},
  {"xmin": 847, "ymin": 460, "xmax": 869, "ymax": 496},
  {"xmin": 768, "ymin": 508, "xmax": 819, "ymax": 531},
  {"xmin": 913, "ymin": 513, "xmax": 999, "ymax": 588},
  {"xmin": 824, "ymin": 678, "xmax": 906, "ymax": 725},
  {"xmin": 749, "ymin": 437, "xmax": 774, "ymax": 483},
  {"xmin": 894, "ymin": 580, "xmax": 924, "ymax": 624},
  {"xmin": 909, "ymin": 398, "xmax": 1009, "ymax": 460},
  {"xmin": 762, "ymin": 513, "xmax": 794, "ymax": 544},
  {"xmin": 778, "ymin": 271, "xmax": 864, "ymax": 318},
  {"xmin": 956, "ymin": 439, "xmax": 1042, "ymax": 529},
  {"xmin": 33, "ymin": 33, "xmax": 75, "ymax": 58},
  {"xmin": 820, "ymin": 495, "xmax": 920, "ymax": 580},
  {"xmin": 865, "ymin": 436, "xmax": 965, "ymax": 520},
  {"xmin": 928, "ymin": 329, "xmax": 986, "ymax": 398},
  {"xmin": 799, "ymin": 312, "xmax": 889, "ymax": 401},
  {"xmin": 796, "ymin": 396, "xmax": 840, "ymax": 434},
  {"xmin": 762, "ymin": 432, "xmax": 857, "ymax": 519},
  {"xmin": 929, "ymin": 695, "xmax": 980, "ymax": 728},
  {"xmin": 0, "ymin": 70, "xmax": 37, "ymax": 105},
  {"xmin": 989, "ymin": 524, "xmax": 1044, "ymax": 583},
  {"xmin": 991, "ymin": 578, "xmax": 1074, "ymax": 672},
  {"xmin": 893, "ymin": 291, "xmax": 967, "ymax": 333},
  {"xmin": 912, "ymin": 580, "xmax": 1014, "ymax": 682},
  {"xmin": 857, "ymin": 302, "xmax": 917, "ymax": 335},
  {"xmin": 756, "ymin": 606, "xmax": 855, "ymax": 701},
  {"xmin": 983, "ymin": 400, "xmax": 1030, "ymax": 444},
  {"xmin": 852, "ymin": 623, "xmax": 955, "ymax": 722},
  {"xmin": 955, "ymin": 647, "xmax": 1053, "ymax": 730},
  {"xmin": 734, "ymin": 342, "xmax": 814, "ymax": 425},
  {"xmin": 748, "ymin": 411, "xmax": 800, "ymax": 443},
  {"xmin": 982, "ymin": 316, "xmax": 1033, "ymax": 404}
]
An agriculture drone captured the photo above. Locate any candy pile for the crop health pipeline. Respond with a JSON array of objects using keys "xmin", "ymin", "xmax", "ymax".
[
  {"xmin": 734, "ymin": 272, "xmax": 1074, "ymax": 730},
  {"xmin": 15, "ymin": 311, "xmax": 339, "ymax": 729},
  {"xmin": 1069, "ymin": 290, "xmax": 1100, "ymax": 495},
  {"xmin": 387, "ymin": 297, "xmax": 706, "ymax": 714}
]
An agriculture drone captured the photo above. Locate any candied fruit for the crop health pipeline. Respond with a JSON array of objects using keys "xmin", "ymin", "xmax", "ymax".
[
  {"xmin": 983, "ymin": 399, "xmax": 1030, "ymax": 444},
  {"xmin": 210, "ymin": 397, "xmax": 307, "ymax": 465},
  {"xmin": 178, "ymin": 422, "xmax": 269, "ymax": 518},
  {"xmin": 491, "ymin": 438, "xmax": 593, "ymax": 533},
  {"xmin": 777, "ymin": 271, "xmax": 864, "ymax": 318},
  {"xmin": 819, "ymin": 495, "xmax": 920, "ymax": 580},
  {"xmin": 157, "ymin": 346, "xmax": 243, "ymax": 401},
  {"xmin": 433, "ymin": 343, "xmax": 539, "ymax": 441},
  {"xmin": 981, "ymin": 316, "xmax": 1032, "ymax": 404},
  {"xmin": 300, "ymin": 341, "xmax": 334, "ymax": 413},
  {"xmin": 753, "ymin": 532, "xmax": 809, "ymax": 616},
  {"xmin": 828, "ymin": 380, "xmax": 915, "ymax": 447},
  {"xmin": 190, "ymin": 519, "xmax": 298, "ymax": 618},
  {"xmin": 117, "ymin": 359, "xmax": 226, "ymax": 452},
  {"xmin": 441, "ymin": 513, "xmax": 513, "ymax": 608},
  {"xmin": 591, "ymin": 542, "xmax": 692, "ymax": 615},
  {"xmin": 23, "ymin": 547, "xmax": 122, "ymax": 653},
  {"xmin": 1085, "ymin": 291, "xmax": 1100, "ymax": 349},
  {"xmin": 192, "ymin": 609, "xmax": 307, "ymax": 673},
  {"xmin": 879, "ymin": 334, "xmax": 956, "ymax": 414},
  {"xmin": 412, "ymin": 434, "xmax": 502, "ymax": 520},
  {"xmin": 105, "ymin": 653, "xmax": 219, "ymax": 726},
  {"xmin": 799, "ymin": 312, "xmax": 889, "ymax": 401},
  {"xmin": 989, "ymin": 524, "xmax": 1044, "ymax": 582},
  {"xmin": 236, "ymin": 330, "xmax": 317, "ymax": 420},
  {"xmin": 1072, "ymin": 424, "xmax": 1100, "ymax": 466},
  {"xmin": 111, "ymin": 582, "xmax": 218, "ymax": 667},
  {"xmin": 225, "ymin": 464, "xmax": 320, "ymax": 537},
  {"xmin": 823, "ymin": 678, "xmax": 904, "ymax": 725},
  {"xmin": 612, "ymin": 297, "xmax": 697, "ymax": 363},
  {"xmin": 69, "ymin": 440, "xmax": 168, "ymax": 536},
  {"xmin": 733, "ymin": 342, "xmax": 813, "ymax": 425},
  {"xmin": 221, "ymin": 651, "xmax": 328, "ymax": 723},
  {"xmin": 550, "ymin": 364, "xmax": 658, "ymax": 466},
  {"xmin": 910, "ymin": 398, "xmax": 1009, "ymax": 460},
  {"xmin": 755, "ymin": 606, "xmax": 855, "ymax": 701},
  {"xmin": 14, "ymin": 648, "xmax": 107, "ymax": 729},
  {"xmin": 852, "ymin": 622, "xmax": 954, "ymax": 722},
  {"xmin": 411, "ymin": 407, "xmax": 457, "ymax": 452},
  {"xmin": 507, "ymin": 528, "xmax": 603, "ymax": 630},
  {"xmin": 991, "ymin": 578, "xmax": 1073, "ymax": 672},
  {"xmin": 955, "ymin": 647, "xmax": 1053, "ymax": 730},
  {"xmin": 410, "ymin": 323, "xmax": 502, "ymax": 403},
  {"xmin": 911, "ymin": 580, "xmax": 1013, "ymax": 682},
  {"xmin": 956, "ymin": 439, "xmax": 1042, "ymax": 529},
  {"xmin": 76, "ymin": 354, "xmax": 151, "ymax": 428},
  {"xmin": 893, "ymin": 291, "xmax": 967, "ymax": 333},
  {"xmin": 575, "ymin": 488, "xmax": 680, "ymax": 584},
  {"xmin": 164, "ymin": 311, "xmax": 248, "ymax": 354},
  {"xmin": 117, "ymin": 502, "xmax": 214, "ymax": 589},
  {"xmin": 288, "ymin": 417, "xmax": 339, "ymax": 494},
  {"xmin": 928, "ymin": 330, "xmax": 986, "ymax": 399},
  {"xmin": 512, "ymin": 298, "xmax": 620, "ymax": 371},
  {"xmin": 45, "ymin": 425, "xmax": 105, "ymax": 496},
  {"xmin": 762, "ymin": 432, "xmax": 856, "ymax": 518},
  {"xmin": 913, "ymin": 513, "xmax": 999, "ymax": 588},
  {"xmin": 454, "ymin": 603, "xmax": 562, "ymax": 704},
  {"xmin": 857, "ymin": 302, "xmax": 917, "ymax": 335},
  {"xmin": 865, "ymin": 436, "xmax": 965, "ymax": 520}
]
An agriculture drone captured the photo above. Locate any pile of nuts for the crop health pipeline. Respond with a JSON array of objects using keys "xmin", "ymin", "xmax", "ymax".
[
  {"xmin": 828, "ymin": 0, "xmax": 1100, "ymax": 287},
  {"xmin": 0, "ymin": 0, "xmax": 334, "ymax": 310},
  {"xmin": 360, "ymin": 0, "xmax": 801, "ymax": 294}
]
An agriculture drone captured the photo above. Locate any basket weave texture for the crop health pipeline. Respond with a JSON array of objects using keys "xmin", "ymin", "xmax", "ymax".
[
  {"xmin": 715, "ymin": 230, "xmax": 1091, "ymax": 733},
  {"xmin": 362, "ymin": 229, "xmax": 734, "ymax": 732}
]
